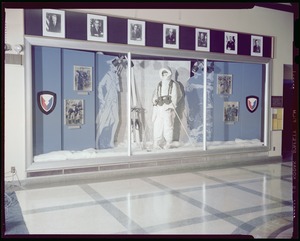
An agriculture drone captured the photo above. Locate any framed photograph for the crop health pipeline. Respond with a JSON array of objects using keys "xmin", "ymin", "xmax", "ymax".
[
  {"xmin": 272, "ymin": 108, "xmax": 284, "ymax": 131},
  {"xmin": 127, "ymin": 19, "xmax": 145, "ymax": 46},
  {"xmin": 74, "ymin": 66, "xmax": 92, "ymax": 92},
  {"xmin": 42, "ymin": 9, "xmax": 65, "ymax": 38},
  {"xmin": 224, "ymin": 32, "xmax": 237, "ymax": 54},
  {"xmin": 87, "ymin": 14, "xmax": 107, "ymax": 42},
  {"xmin": 217, "ymin": 74, "xmax": 232, "ymax": 95},
  {"xmin": 64, "ymin": 99, "xmax": 84, "ymax": 126},
  {"xmin": 251, "ymin": 35, "xmax": 263, "ymax": 57},
  {"xmin": 195, "ymin": 28, "xmax": 210, "ymax": 52},
  {"xmin": 224, "ymin": 101, "xmax": 239, "ymax": 123},
  {"xmin": 163, "ymin": 24, "xmax": 179, "ymax": 49}
]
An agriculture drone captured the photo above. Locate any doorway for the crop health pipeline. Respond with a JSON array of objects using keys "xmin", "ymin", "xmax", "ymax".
[{"xmin": 282, "ymin": 64, "xmax": 293, "ymax": 161}]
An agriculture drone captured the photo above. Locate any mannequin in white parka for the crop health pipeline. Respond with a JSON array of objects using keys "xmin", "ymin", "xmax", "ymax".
[{"xmin": 152, "ymin": 67, "xmax": 181, "ymax": 149}]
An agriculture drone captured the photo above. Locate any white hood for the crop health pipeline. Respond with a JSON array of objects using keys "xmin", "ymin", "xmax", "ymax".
[{"xmin": 159, "ymin": 67, "xmax": 172, "ymax": 80}]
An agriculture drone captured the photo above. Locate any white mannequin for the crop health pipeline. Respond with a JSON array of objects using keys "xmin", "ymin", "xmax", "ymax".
[{"xmin": 152, "ymin": 67, "xmax": 179, "ymax": 149}]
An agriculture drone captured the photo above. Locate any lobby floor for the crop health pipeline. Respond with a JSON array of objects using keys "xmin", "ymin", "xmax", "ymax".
[{"xmin": 5, "ymin": 159, "xmax": 295, "ymax": 238}]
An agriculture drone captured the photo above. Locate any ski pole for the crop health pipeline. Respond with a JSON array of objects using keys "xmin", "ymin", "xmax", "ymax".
[{"xmin": 171, "ymin": 102, "xmax": 195, "ymax": 146}]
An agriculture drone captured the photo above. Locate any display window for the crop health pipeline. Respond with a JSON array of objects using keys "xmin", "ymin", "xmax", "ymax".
[
  {"xmin": 25, "ymin": 37, "xmax": 269, "ymax": 170},
  {"xmin": 30, "ymin": 49, "xmax": 265, "ymax": 163}
]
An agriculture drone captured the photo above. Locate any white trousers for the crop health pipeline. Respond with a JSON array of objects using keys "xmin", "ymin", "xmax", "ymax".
[{"xmin": 153, "ymin": 106, "xmax": 175, "ymax": 145}]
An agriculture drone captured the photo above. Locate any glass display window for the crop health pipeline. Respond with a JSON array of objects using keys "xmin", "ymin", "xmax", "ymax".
[{"xmin": 25, "ymin": 36, "xmax": 269, "ymax": 168}]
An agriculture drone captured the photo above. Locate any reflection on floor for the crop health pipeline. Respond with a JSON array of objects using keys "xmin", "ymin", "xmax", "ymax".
[{"xmin": 7, "ymin": 159, "xmax": 294, "ymax": 238}]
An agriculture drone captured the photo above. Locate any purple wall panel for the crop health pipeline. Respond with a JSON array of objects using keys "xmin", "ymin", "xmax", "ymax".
[
  {"xmin": 210, "ymin": 30, "xmax": 224, "ymax": 53},
  {"xmin": 107, "ymin": 16, "xmax": 127, "ymax": 44},
  {"xmin": 24, "ymin": 9, "xmax": 273, "ymax": 58},
  {"xmin": 238, "ymin": 33, "xmax": 251, "ymax": 56},
  {"xmin": 24, "ymin": 9, "xmax": 42, "ymax": 36},
  {"xmin": 263, "ymin": 36, "xmax": 273, "ymax": 58},
  {"xmin": 146, "ymin": 22, "xmax": 163, "ymax": 47},
  {"xmin": 65, "ymin": 11, "xmax": 87, "ymax": 40},
  {"xmin": 179, "ymin": 26, "xmax": 195, "ymax": 51}
]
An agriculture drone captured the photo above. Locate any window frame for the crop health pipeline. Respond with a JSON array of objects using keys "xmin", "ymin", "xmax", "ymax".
[{"xmin": 24, "ymin": 35, "xmax": 271, "ymax": 170}]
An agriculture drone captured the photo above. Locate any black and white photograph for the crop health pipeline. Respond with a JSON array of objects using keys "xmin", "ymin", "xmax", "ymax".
[
  {"xmin": 42, "ymin": 9, "xmax": 65, "ymax": 38},
  {"xmin": 251, "ymin": 35, "xmax": 263, "ymax": 57},
  {"xmin": 87, "ymin": 14, "xmax": 107, "ymax": 42},
  {"xmin": 127, "ymin": 19, "xmax": 145, "ymax": 46},
  {"xmin": 272, "ymin": 108, "xmax": 284, "ymax": 131},
  {"xmin": 224, "ymin": 32, "xmax": 237, "ymax": 54},
  {"xmin": 163, "ymin": 24, "xmax": 179, "ymax": 49},
  {"xmin": 195, "ymin": 28, "xmax": 210, "ymax": 51},
  {"xmin": 224, "ymin": 101, "xmax": 239, "ymax": 123},
  {"xmin": 217, "ymin": 74, "xmax": 232, "ymax": 95},
  {"xmin": 64, "ymin": 99, "xmax": 84, "ymax": 126},
  {"xmin": 74, "ymin": 66, "xmax": 92, "ymax": 92}
]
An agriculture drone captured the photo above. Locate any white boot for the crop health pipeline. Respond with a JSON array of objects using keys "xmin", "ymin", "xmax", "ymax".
[
  {"xmin": 164, "ymin": 142, "xmax": 172, "ymax": 149},
  {"xmin": 153, "ymin": 141, "xmax": 163, "ymax": 149}
]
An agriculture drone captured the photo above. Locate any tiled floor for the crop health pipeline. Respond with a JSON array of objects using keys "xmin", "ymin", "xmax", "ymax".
[{"xmin": 6, "ymin": 160, "xmax": 295, "ymax": 238}]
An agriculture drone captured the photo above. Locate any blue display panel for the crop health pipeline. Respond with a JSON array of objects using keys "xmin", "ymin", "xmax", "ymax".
[
  {"xmin": 33, "ymin": 47, "xmax": 96, "ymax": 154},
  {"xmin": 184, "ymin": 60, "xmax": 264, "ymax": 145},
  {"xmin": 211, "ymin": 61, "xmax": 263, "ymax": 142},
  {"xmin": 33, "ymin": 46, "xmax": 62, "ymax": 155},
  {"xmin": 62, "ymin": 49, "xmax": 96, "ymax": 150},
  {"xmin": 32, "ymin": 48, "xmax": 265, "ymax": 158}
]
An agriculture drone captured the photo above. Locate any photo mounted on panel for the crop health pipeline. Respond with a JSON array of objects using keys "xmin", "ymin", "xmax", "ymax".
[
  {"xmin": 251, "ymin": 35, "xmax": 263, "ymax": 57},
  {"xmin": 74, "ymin": 66, "xmax": 92, "ymax": 92},
  {"xmin": 87, "ymin": 14, "xmax": 107, "ymax": 42},
  {"xmin": 127, "ymin": 19, "xmax": 145, "ymax": 46},
  {"xmin": 217, "ymin": 74, "xmax": 232, "ymax": 95},
  {"xmin": 195, "ymin": 28, "xmax": 210, "ymax": 52},
  {"xmin": 224, "ymin": 32, "xmax": 237, "ymax": 54},
  {"xmin": 272, "ymin": 108, "xmax": 284, "ymax": 131},
  {"xmin": 42, "ymin": 9, "xmax": 65, "ymax": 38},
  {"xmin": 163, "ymin": 24, "xmax": 179, "ymax": 49},
  {"xmin": 64, "ymin": 99, "xmax": 84, "ymax": 126},
  {"xmin": 224, "ymin": 101, "xmax": 239, "ymax": 124}
]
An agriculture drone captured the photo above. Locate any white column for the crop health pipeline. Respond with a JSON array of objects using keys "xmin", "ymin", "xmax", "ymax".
[
  {"xmin": 203, "ymin": 59, "xmax": 207, "ymax": 151},
  {"xmin": 127, "ymin": 52, "xmax": 132, "ymax": 156}
]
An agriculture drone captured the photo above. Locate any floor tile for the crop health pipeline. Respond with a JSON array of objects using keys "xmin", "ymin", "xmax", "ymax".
[
  {"xmin": 16, "ymin": 185, "xmax": 95, "ymax": 210},
  {"xmin": 6, "ymin": 160, "xmax": 293, "ymax": 238},
  {"xmin": 23, "ymin": 205, "xmax": 127, "ymax": 234}
]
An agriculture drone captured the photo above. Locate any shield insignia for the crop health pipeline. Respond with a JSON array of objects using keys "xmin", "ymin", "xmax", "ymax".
[
  {"xmin": 37, "ymin": 91, "xmax": 57, "ymax": 115},
  {"xmin": 246, "ymin": 95, "xmax": 259, "ymax": 113}
]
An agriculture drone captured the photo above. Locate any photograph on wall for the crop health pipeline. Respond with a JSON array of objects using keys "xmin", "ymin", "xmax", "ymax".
[
  {"xmin": 42, "ymin": 9, "xmax": 65, "ymax": 38},
  {"xmin": 217, "ymin": 74, "xmax": 232, "ymax": 95},
  {"xmin": 87, "ymin": 14, "xmax": 107, "ymax": 42},
  {"xmin": 272, "ymin": 108, "xmax": 284, "ymax": 131},
  {"xmin": 251, "ymin": 35, "xmax": 263, "ymax": 57},
  {"xmin": 224, "ymin": 101, "xmax": 239, "ymax": 123},
  {"xmin": 163, "ymin": 24, "xmax": 179, "ymax": 49},
  {"xmin": 127, "ymin": 19, "xmax": 145, "ymax": 46},
  {"xmin": 73, "ymin": 65, "xmax": 92, "ymax": 92},
  {"xmin": 224, "ymin": 32, "xmax": 237, "ymax": 54},
  {"xmin": 195, "ymin": 28, "xmax": 210, "ymax": 52},
  {"xmin": 64, "ymin": 99, "xmax": 84, "ymax": 126}
]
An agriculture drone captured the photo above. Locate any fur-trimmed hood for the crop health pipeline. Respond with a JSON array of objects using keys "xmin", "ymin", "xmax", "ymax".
[{"xmin": 159, "ymin": 67, "xmax": 172, "ymax": 80}]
